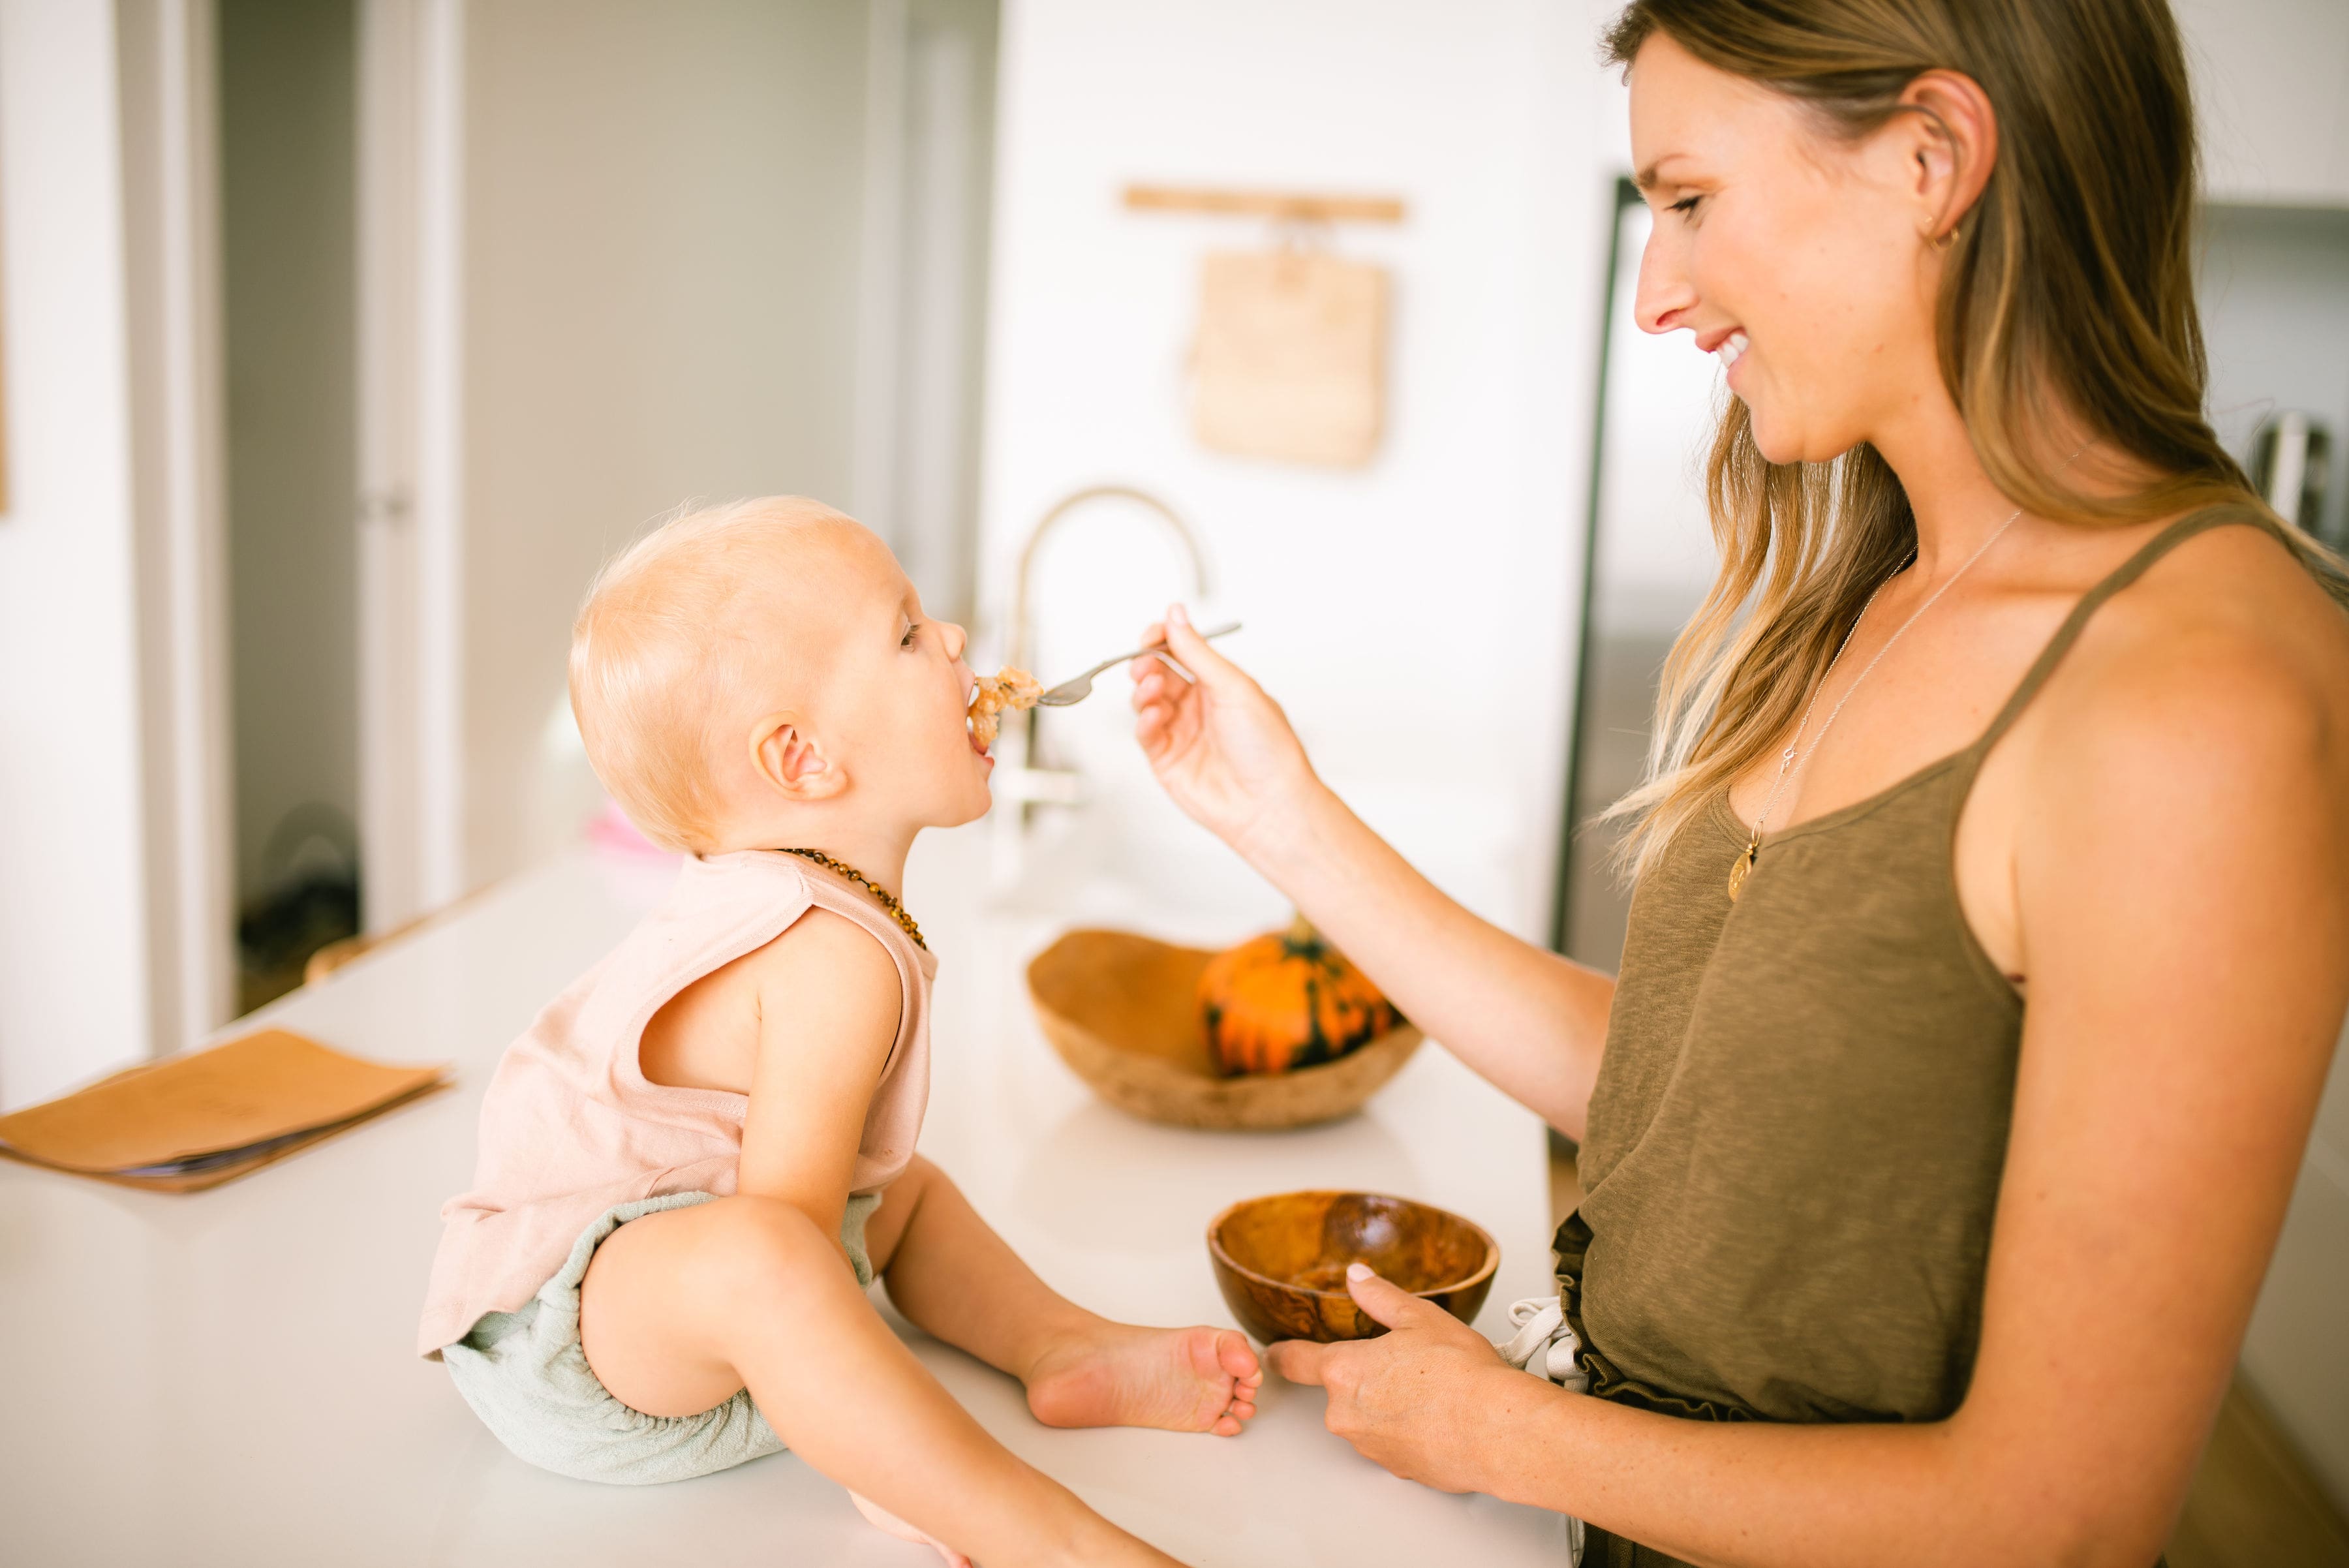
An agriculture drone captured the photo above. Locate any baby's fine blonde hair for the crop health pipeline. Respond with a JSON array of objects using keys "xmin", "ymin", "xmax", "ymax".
[{"xmin": 569, "ymin": 496, "xmax": 850, "ymax": 852}]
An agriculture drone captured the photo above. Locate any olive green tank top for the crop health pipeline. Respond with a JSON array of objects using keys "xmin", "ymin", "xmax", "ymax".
[{"xmin": 1556, "ymin": 506, "xmax": 2311, "ymax": 1447}]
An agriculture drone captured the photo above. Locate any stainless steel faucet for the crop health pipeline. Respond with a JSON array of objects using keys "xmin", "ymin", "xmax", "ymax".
[{"xmin": 989, "ymin": 485, "xmax": 1211, "ymax": 880}]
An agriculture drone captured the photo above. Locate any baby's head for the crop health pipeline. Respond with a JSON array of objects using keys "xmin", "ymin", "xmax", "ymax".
[{"xmin": 570, "ymin": 497, "xmax": 992, "ymax": 855}]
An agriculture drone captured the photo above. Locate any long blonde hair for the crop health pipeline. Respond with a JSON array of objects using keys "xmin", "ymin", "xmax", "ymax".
[{"xmin": 1599, "ymin": 0, "xmax": 2349, "ymax": 880}]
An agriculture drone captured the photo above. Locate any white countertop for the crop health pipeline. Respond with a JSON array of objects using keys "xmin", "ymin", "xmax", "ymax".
[{"xmin": 0, "ymin": 825, "xmax": 1569, "ymax": 1566}]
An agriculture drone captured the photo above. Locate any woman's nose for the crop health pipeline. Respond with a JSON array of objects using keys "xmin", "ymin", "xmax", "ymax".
[{"xmin": 1632, "ymin": 224, "xmax": 1696, "ymax": 337}]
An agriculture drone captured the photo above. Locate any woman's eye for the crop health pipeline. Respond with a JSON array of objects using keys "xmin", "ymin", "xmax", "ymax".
[{"xmin": 1669, "ymin": 194, "xmax": 1702, "ymax": 218}]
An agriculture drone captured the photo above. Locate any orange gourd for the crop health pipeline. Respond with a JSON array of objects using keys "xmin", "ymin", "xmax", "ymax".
[{"xmin": 1198, "ymin": 915, "xmax": 1402, "ymax": 1077}]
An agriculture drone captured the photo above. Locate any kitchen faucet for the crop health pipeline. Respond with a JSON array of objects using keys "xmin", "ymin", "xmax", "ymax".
[{"xmin": 989, "ymin": 485, "xmax": 1211, "ymax": 882}]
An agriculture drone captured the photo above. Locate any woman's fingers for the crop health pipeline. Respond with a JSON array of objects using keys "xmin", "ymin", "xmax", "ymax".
[
  {"xmin": 1265, "ymin": 1338, "xmax": 1333, "ymax": 1385},
  {"xmin": 1130, "ymin": 664, "xmax": 1176, "ymax": 707},
  {"xmin": 1131, "ymin": 622, "xmax": 1186, "ymax": 689},
  {"xmin": 1160, "ymin": 603, "xmax": 1247, "ymax": 690},
  {"xmin": 1343, "ymin": 1265, "xmax": 1451, "ymax": 1332},
  {"xmin": 1134, "ymin": 702, "xmax": 1170, "ymax": 756}
]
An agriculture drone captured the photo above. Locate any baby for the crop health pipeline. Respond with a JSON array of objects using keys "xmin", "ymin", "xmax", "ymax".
[{"xmin": 418, "ymin": 497, "xmax": 1259, "ymax": 1567}]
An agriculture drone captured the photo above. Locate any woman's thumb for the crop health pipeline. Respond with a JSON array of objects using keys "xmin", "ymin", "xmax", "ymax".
[{"xmin": 1161, "ymin": 603, "xmax": 1243, "ymax": 688}]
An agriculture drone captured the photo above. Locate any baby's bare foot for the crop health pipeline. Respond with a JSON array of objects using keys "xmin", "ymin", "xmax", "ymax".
[{"xmin": 1025, "ymin": 1323, "xmax": 1264, "ymax": 1437}]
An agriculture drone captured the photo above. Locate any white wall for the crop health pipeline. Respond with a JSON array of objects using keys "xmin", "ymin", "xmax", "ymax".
[
  {"xmin": 976, "ymin": 0, "xmax": 1625, "ymax": 941},
  {"xmin": 0, "ymin": 0, "xmax": 156, "ymax": 1109},
  {"xmin": 2175, "ymin": 0, "xmax": 2349, "ymax": 206}
]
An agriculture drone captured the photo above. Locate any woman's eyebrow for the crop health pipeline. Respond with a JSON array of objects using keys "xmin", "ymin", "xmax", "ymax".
[{"xmin": 1634, "ymin": 155, "xmax": 1687, "ymax": 194}]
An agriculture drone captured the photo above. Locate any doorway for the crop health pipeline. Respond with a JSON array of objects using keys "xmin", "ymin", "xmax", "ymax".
[{"xmin": 217, "ymin": 0, "xmax": 362, "ymax": 1010}]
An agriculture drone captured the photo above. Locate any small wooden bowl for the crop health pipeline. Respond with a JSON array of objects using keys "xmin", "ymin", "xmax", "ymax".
[
  {"xmin": 1208, "ymin": 1190, "xmax": 1499, "ymax": 1344},
  {"xmin": 1026, "ymin": 928, "xmax": 1423, "ymax": 1131}
]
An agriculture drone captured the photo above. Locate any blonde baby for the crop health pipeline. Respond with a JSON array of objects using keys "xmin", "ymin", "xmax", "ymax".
[{"xmin": 418, "ymin": 497, "xmax": 1260, "ymax": 1567}]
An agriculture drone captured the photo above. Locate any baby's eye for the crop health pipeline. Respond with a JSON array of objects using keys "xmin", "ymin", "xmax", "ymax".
[{"xmin": 901, "ymin": 622, "xmax": 921, "ymax": 648}]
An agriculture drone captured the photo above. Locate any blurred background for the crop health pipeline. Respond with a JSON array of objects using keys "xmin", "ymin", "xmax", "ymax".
[{"xmin": 0, "ymin": 0, "xmax": 2342, "ymax": 1556}]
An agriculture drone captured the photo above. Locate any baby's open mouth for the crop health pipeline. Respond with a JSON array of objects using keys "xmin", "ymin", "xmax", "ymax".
[{"xmin": 967, "ymin": 667, "xmax": 1042, "ymax": 754}]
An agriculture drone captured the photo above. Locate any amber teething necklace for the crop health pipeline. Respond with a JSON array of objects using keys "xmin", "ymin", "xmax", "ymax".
[
  {"xmin": 777, "ymin": 847, "xmax": 928, "ymax": 950},
  {"xmin": 1726, "ymin": 505, "xmax": 2022, "ymax": 903}
]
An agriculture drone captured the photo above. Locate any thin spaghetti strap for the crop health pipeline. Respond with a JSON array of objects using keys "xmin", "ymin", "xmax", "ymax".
[{"xmin": 1963, "ymin": 503, "xmax": 2288, "ymax": 762}]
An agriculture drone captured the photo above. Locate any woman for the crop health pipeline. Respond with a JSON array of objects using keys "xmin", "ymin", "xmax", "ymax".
[{"xmin": 1129, "ymin": 2, "xmax": 2349, "ymax": 1564}]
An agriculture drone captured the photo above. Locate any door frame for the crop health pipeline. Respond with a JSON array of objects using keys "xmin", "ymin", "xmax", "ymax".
[
  {"xmin": 356, "ymin": 0, "xmax": 467, "ymax": 929},
  {"xmin": 118, "ymin": 0, "xmax": 236, "ymax": 1049}
]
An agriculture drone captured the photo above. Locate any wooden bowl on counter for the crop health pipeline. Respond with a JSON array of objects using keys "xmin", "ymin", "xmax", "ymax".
[
  {"xmin": 1207, "ymin": 1190, "xmax": 1499, "ymax": 1344},
  {"xmin": 1026, "ymin": 928, "xmax": 1422, "ymax": 1131}
]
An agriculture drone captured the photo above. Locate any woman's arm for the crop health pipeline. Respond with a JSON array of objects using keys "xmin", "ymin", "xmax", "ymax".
[
  {"xmin": 1133, "ymin": 606, "xmax": 1616, "ymax": 1135},
  {"xmin": 1272, "ymin": 600, "xmax": 2349, "ymax": 1568}
]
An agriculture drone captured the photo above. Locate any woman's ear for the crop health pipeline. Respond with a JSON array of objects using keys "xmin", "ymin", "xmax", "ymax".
[
  {"xmin": 1899, "ymin": 68, "xmax": 1997, "ymax": 245},
  {"xmin": 750, "ymin": 715, "xmax": 848, "ymax": 803}
]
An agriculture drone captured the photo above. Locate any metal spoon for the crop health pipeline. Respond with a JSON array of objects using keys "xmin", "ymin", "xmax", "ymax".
[{"xmin": 1034, "ymin": 621, "xmax": 1242, "ymax": 707}]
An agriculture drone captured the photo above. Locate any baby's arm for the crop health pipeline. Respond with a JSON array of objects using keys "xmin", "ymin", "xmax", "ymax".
[
  {"xmin": 733, "ymin": 908, "xmax": 902, "ymax": 1246},
  {"xmin": 581, "ymin": 907, "xmax": 1191, "ymax": 1567}
]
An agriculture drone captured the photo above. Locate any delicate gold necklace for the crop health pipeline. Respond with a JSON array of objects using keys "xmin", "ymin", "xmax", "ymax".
[
  {"xmin": 776, "ymin": 848, "xmax": 928, "ymax": 949},
  {"xmin": 1727, "ymin": 506, "xmax": 2021, "ymax": 902}
]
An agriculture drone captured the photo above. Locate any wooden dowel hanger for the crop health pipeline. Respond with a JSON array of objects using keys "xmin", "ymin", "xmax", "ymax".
[{"xmin": 1122, "ymin": 184, "xmax": 1407, "ymax": 224}]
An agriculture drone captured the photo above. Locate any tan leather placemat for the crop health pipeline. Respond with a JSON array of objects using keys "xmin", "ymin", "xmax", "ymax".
[
  {"xmin": 1191, "ymin": 247, "xmax": 1388, "ymax": 467},
  {"xmin": 0, "ymin": 1028, "xmax": 448, "ymax": 1186}
]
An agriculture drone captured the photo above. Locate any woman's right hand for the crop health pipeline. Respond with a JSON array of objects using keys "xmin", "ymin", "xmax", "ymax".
[{"xmin": 1129, "ymin": 604, "xmax": 1318, "ymax": 852}]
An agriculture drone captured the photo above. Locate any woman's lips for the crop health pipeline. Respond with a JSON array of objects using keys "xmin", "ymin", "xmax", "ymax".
[{"xmin": 1717, "ymin": 330, "xmax": 1753, "ymax": 397}]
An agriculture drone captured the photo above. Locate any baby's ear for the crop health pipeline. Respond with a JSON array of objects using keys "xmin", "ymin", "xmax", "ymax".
[{"xmin": 751, "ymin": 715, "xmax": 848, "ymax": 802}]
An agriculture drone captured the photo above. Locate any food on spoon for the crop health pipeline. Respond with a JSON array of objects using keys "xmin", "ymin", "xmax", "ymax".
[
  {"xmin": 967, "ymin": 666, "xmax": 1043, "ymax": 752},
  {"xmin": 1198, "ymin": 914, "xmax": 1404, "ymax": 1077}
]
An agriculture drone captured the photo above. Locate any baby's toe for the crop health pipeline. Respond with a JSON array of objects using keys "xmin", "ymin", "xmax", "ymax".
[{"xmin": 1214, "ymin": 1329, "xmax": 1260, "ymax": 1382}]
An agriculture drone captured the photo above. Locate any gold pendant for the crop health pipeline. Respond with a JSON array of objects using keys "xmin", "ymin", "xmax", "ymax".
[{"xmin": 1726, "ymin": 844, "xmax": 1756, "ymax": 902}]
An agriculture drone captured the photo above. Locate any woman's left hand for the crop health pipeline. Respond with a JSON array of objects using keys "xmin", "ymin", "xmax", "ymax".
[{"xmin": 1267, "ymin": 1263, "xmax": 1530, "ymax": 1494}]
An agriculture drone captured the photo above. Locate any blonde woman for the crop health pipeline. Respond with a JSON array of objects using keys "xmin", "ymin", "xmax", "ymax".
[{"xmin": 1130, "ymin": 1, "xmax": 2349, "ymax": 1563}]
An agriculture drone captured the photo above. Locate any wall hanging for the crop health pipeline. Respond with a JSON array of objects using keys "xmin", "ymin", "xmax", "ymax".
[{"xmin": 1124, "ymin": 185, "xmax": 1406, "ymax": 469}]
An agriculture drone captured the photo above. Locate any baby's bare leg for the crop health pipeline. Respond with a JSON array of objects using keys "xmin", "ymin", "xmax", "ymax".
[
  {"xmin": 578, "ymin": 1194, "xmax": 1182, "ymax": 1568},
  {"xmin": 867, "ymin": 1157, "xmax": 1262, "ymax": 1436}
]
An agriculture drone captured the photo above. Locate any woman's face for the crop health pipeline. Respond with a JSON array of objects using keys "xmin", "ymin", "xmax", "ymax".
[{"xmin": 1628, "ymin": 33, "xmax": 1943, "ymax": 467}]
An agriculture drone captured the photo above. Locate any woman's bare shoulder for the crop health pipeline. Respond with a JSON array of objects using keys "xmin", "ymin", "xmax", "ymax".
[{"xmin": 2033, "ymin": 518, "xmax": 2349, "ymax": 828}]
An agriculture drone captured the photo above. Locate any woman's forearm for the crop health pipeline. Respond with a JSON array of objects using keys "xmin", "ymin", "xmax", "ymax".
[
  {"xmin": 1473, "ymin": 1379, "xmax": 2148, "ymax": 1568},
  {"xmin": 1238, "ymin": 778, "xmax": 1615, "ymax": 1137}
]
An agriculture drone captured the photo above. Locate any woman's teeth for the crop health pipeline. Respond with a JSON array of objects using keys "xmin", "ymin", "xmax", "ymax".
[{"xmin": 1719, "ymin": 331, "xmax": 1750, "ymax": 368}]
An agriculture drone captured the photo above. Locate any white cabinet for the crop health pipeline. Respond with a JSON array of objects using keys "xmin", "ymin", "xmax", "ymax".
[{"xmin": 2175, "ymin": 0, "xmax": 2349, "ymax": 206}]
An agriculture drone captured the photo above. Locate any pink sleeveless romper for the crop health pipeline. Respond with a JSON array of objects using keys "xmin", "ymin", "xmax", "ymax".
[{"xmin": 416, "ymin": 850, "xmax": 936, "ymax": 1484}]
